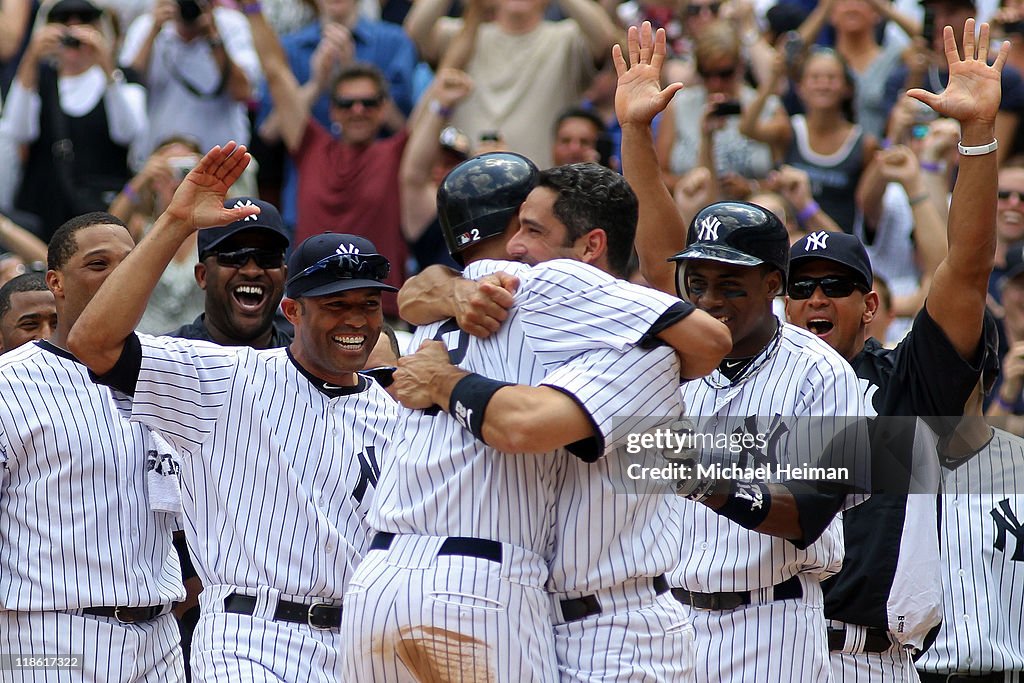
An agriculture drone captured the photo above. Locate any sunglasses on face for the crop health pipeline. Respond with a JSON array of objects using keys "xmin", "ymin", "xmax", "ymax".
[
  {"xmin": 289, "ymin": 252, "xmax": 391, "ymax": 285},
  {"xmin": 998, "ymin": 189, "xmax": 1023, "ymax": 202},
  {"xmin": 362, "ymin": 365, "xmax": 397, "ymax": 388},
  {"xmin": 699, "ymin": 65, "xmax": 737, "ymax": 80},
  {"xmin": 686, "ymin": 1, "xmax": 721, "ymax": 15},
  {"xmin": 332, "ymin": 96, "xmax": 383, "ymax": 110},
  {"xmin": 787, "ymin": 276, "xmax": 868, "ymax": 300},
  {"xmin": 203, "ymin": 247, "xmax": 285, "ymax": 269}
]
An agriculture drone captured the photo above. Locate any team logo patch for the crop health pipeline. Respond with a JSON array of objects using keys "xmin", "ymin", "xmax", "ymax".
[
  {"xmin": 233, "ymin": 199, "xmax": 259, "ymax": 222},
  {"xmin": 336, "ymin": 242, "xmax": 361, "ymax": 255},
  {"xmin": 804, "ymin": 231, "xmax": 830, "ymax": 251},
  {"xmin": 697, "ymin": 215, "xmax": 721, "ymax": 242}
]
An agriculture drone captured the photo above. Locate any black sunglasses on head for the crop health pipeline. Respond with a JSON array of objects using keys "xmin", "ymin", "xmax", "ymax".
[
  {"xmin": 203, "ymin": 247, "xmax": 285, "ymax": 269},
  {"xmin": 288, "ymin": 252, "xmax": 391, "ymax": 285},
  {"xmin": 332, "ymin": 96, "xmax": 383, "ymax": 110},
  {"xmin": 788, "ymin": 276, "xmax": 868, "ymax": 300}
]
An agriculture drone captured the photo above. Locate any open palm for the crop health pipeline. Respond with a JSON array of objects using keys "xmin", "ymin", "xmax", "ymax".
[
  {"xmin": 908, "ymin": 19, "xmax": 1009, "ymax": 124},
  {"xmin": 613, "ymin": 23, "xmax": 683, "ymax": 128},
  {"xmin": 165, "ymin": 142, "xmax": 260, "ymax": 228}
]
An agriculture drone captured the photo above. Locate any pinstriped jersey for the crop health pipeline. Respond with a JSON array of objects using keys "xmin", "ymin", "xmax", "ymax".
[
  {"xmin": 125, "ymin": 334, "xmax": 398, "ymax": 600},
  {"xmin": 0, "ymin": 341, "xmax": 184, "ymax": 611},
  {"xmin": 916, "ymin": 428, "xmax": 1024, "ymax": 675},
  {"xmin": 368, "ymin": 258, "xmax": 683, "ymax": 558},
  {"xmin": 669, "ymin": 321, "xmax": 867, "ymax": 591},
  {"xmin": 540, "ymin": 344, "xmax": 687, "ymax": 593}
]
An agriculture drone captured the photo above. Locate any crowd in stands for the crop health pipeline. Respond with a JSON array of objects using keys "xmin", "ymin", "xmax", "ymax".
[{"xmin": 1, "ymin": 0, "xmax": 1024, "ymax": 420}]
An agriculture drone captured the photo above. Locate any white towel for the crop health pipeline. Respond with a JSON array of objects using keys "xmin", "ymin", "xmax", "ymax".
[{"xmin": 146, "ymin": 431, "xmax": 183, "ymax": 515}]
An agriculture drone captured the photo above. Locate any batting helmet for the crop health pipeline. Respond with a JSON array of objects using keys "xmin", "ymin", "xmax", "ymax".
[
  {"xmin": 669, "ymin": 201, "xmax": 790, "ymax": 288},
  {"xmin": 437, "ymin": 152, "xmax": 539, "ymax": 262}
]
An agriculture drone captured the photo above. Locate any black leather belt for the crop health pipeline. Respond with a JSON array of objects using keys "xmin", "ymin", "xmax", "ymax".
[
  {"xmin": 370, "ymin": 532, "xmax": 503, "ymax": 563},
  {"xmin": 671, "ymin": 574, "xmax": 803, "ymax": 610},
  {"xmin": 558, "ymin": 575, "xmax": 669, "ymax": 623},
  {"xmin": 827, "ymin": 625, "xmax": 892, "ymax": 653},
  {"xmin": 918, "ymin": 673, "xmax": 1021, "ymax": 683},
  {"xmin": 223, "ymin": 594, "xmax": 342, "ymax": 630},
  {"xmin": 81, "ymin": 605, "xmax": 168, "ymax": 623}
]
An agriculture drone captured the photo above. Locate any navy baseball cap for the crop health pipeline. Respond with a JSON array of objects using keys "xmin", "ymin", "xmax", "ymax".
[
  {"xmin": 285, "ymin": 233, "xmax": 398, "ymax": 298},
  {"xmin": 197, "ymin": 198, "xmax": 290, "ymax": 257},
  {"xmin": 790, "ymin": 231, "xmax": 873, "ymax": 290},
  {"xmin": 1001, "ymin": 241, "xmax": 1024, "ymax": 287}
]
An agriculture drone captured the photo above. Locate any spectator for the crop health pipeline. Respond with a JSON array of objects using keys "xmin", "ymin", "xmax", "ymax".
[
  {"xmin": 261, "ymin": 0, "xmax": 419, "ymax": 233},
  {"xmin": 399, "ymin": 67, "xmax": 472, "ymax": 273},
  {"xmin": 989, "ymin": 158, "xmax": 1024, "ymax": 312},
  {"xmin": 551, "ymin": 106, "xmax": 605, "ymax": 166},
  {"xmin": 0, "ymin": 271, "xmax": 55, "ymax": 353},
  {"xmin": 108, "ymin": 136, "xmax": 206, "ymax": 335},
  {"xmin": 120, "ymin": 0, "xmax": 260, "ymax": 167},
  {"xmin": 0, "ymin": 211, "xmax": 47, "ymax": 268},
  {"xmin": 3, "ymin": 0, "xmax": 146, "ymax": 241},
  {"xmin": 246, "ymin": 1, "xmax": 408, "ymax": 317},
  {"xmin": 657, "ymin": 21, "xmax": 779, "ymax": 195},
  {"xmin": 741, "ymin": 46, "xmax": 878, "ymax": 232},
  {"xmin": 404, "ymin": 0, "xmax": 619, "ymax": 168}
]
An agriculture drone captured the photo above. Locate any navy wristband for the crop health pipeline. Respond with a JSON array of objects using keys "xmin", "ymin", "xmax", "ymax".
[
  {"xmin": 715, "ymin": 480, "xmax": 771, "ymax": 530},
  {"xmin": 449, "ymin": 373, "xmax": 512, "ymax": 444}
]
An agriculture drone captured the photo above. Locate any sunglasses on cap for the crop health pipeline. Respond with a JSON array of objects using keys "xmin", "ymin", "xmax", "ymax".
[
  {"xmin": 686, "ymin": 1, "xmax": 721, "ymax": 15},
  {"xmin": 289, "ymin": 252, "xmax": 391, "ymax": 284},
  {"xmin": 203, "ymin": 247, "xmax": 285, "ymax": 269},
  {"xmin": 332, "ymin": 96, "xmax": 383, "ymax": 110},
  {"xmin": 998, "ymin": 189, "xmax": 1023, "ymax": 201},
  {"xmin": 362, "ymin": 365, "xmax": 397, "ymax": 388},
  {"xmin": 787, "ymin": 276, "xmax": 868, "ymax": 300}
]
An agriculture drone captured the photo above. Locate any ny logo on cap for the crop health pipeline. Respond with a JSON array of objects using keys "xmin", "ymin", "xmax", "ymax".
[
  {"xmin": 697, "ymin": 215, "xmax": 721, "ymax": 242},
  {"xmin": 233, "ymin": 199, "xmax": 259, "ymax": 222},
  {"xmin": 336, "ymin": 242, "xmax": 361, "ymax": 256},
  {"xmin": 805, "ymin": 231, "xmax": 830, "ymax": 251}
]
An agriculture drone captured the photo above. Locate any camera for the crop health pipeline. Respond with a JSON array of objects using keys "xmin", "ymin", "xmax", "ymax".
[
  {"xmin": 177, "ymin": 0, "xmax": 204, "ymax": 24},
  {"xmin": 167, "ymin": 155, "xmax": 200, "ymax": 181},
  {"xmin": 59, "ymin": 33, "xmax": 81, "ymax": 48},
  {"xmin": 710, "ymin": 101, "xmax": 742, "ymax": 118}
]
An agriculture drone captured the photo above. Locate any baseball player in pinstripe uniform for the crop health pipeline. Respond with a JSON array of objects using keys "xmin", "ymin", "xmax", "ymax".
[
  {"xmin": 917, "ymin": 349, "xmax": 1024, "ymax": 682},
  {"xmin": 0, "ymin": 272, "xmax": 55, "ymax": 354},
  {"xmin": 0, "ymin": 212, "xmax": 185, "ymax": 682},
  {"xmin": 622, "ymin": 23, "xmax": 868, "ymax": 682},
  {"xmin": 392, "ymin": 158, "xmax": 732, "ymax": 681},
  {"xmin": 785, "ymin": 23, "xmax": 1009, "ymax": 681},
  {"xmin": 68, "ymin": 143, "xmax": 400, "ymax": 682},
  {"xmin": 341, "ymin": 152, "xmax": 728, "ymax": 681}
]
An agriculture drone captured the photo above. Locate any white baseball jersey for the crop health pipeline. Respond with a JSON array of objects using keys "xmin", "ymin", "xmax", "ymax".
[
  {"xmin": 368, "ymin": 258, "xmax": 683, "ymax": 556},
  {"xmin": 670, "ymin": 321, "xmax": 868, "ymax": 591},
  {"xmin": 115, "ymin": 334, "xmax": 398, "ymax": 600},
  {"xmin": 916, "ymin": 427, "xmax": 1024, "ymax": 676},
  {"xmin": 0, "ymin": 340, "xmax": 183, "ymax": 611},
  {"xmin": 541, "ymin": 345, "xmax": 685, "ymax": 595}
]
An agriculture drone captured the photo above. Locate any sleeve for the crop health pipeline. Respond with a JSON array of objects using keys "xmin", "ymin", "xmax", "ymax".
[
  {"xmin": 0, "ymin": 80, "xmax": 40, "ymax": 143},
  {"xmin": 460, "ymin": 258, "xmax": 532, "ymax": 281},
  {"xmin": 516, "ymin": 259, "xmax": 683, "ymax": 367},
  {"xmin": 890, "ymin": 306, "xmax": 986, "ymax": 420},
  {"xmin": 218, "ymin": 9, "xmax": 263, "ymax": 84},
  {"xmin": 103, "ymin": 81, "xmax": 147, "ymax": 145},
  {"xmin": 540, "ymin": 344, "xmax": 682, "ymax": 462},
  {"xmin": 378, "ymin": 25, "xmax": 417, "ymax": 116},
  {"xmin": 104, "ymin": 334, "xmax": 239, "ymax": 453},
  {"xmin": 118, "ymin": 14, "xmax": 155, "ymax": 66}
]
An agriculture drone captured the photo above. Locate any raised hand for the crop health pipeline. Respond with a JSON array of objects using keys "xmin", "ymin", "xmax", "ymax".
[
  {"xmin": 613, "ymin": 21, "xmax": 683, "ymax": 128},
  {"xmin": 164, "ymin": 142, "xmax": 259, "ymax": 228},
  {"xmin": 907, "ymin": 19, "xmax": 1009, "ymax": 125}
]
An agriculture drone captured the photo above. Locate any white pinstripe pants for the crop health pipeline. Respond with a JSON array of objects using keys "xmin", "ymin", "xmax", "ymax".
[
  {"xmin": 341, "ymin": 535, "xmax": 557, "ymax": 682},
  {"xmin": 0, "ymin": 610, "xmax": 183, "ymax": 683}
]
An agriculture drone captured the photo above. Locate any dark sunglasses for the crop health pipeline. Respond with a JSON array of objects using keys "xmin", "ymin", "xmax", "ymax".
[
  {"xmin": 998, "ymin": 189, "xmax": 1023, "ymax": 202},
  {"xmin": 361, "ymin": 366, "xmax": 397, "ymax": 388},
  {"xmin": 332, "ymin": 96, "xmax": 383, "ymax": 110},
  {"xmin": 203, "ymin": 247, "xmax": 285, "ymax": 269},
  {"xmin": 788, "ymin": 276, "xmax": 868, "ymax": 300},
  {"xmin": 686, "ymin": 2, "xmax": 721, "ymax": 16},
  {"xmin": 698, "ymin": 65, "xmax": 737, "ymax": 80},
  {"xmin": 288, "ymin": 252, "xmax": 391, "ymax": 285}
]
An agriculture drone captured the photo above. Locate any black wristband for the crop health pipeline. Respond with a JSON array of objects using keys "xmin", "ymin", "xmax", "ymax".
[
  {"xmin": 448, "ymin": 373, "xmax": 511, "ymax": 445},
  {"xmin": 715, "ymin": 480, "xmax": 771, "ymax": 530}
]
